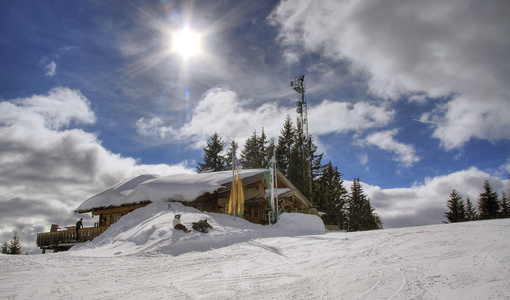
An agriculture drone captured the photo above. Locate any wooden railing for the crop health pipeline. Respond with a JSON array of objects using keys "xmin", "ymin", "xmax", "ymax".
[{"xmin": 37, "ymin": 226, "xmax": 108, "ymax": 250}]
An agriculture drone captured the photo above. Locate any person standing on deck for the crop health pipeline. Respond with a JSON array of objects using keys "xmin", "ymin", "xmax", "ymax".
[{"xmin": 75, "ymin": 218, "xmax": 83, "ymax": 241}]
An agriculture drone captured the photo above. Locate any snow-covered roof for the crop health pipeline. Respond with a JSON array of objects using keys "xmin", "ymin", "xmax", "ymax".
[{"xmin": 75, "ymin": 169, "xmax": 268, "ymax": 213}]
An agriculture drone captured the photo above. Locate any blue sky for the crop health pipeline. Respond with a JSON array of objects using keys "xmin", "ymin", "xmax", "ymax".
[{"xmin": 1, "ymin": 0, "xmax": 510, "ymax": 251}]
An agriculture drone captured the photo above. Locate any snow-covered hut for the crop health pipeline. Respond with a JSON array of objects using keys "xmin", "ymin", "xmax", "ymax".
[
  {"xmin": 75, "ymin": 169, "xmax": 317, "ymax": 226},
  {"xmin": 37, "ymin": 169, "xmax": 316, "ymax": 253}
]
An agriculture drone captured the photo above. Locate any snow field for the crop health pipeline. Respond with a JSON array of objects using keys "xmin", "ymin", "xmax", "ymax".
[{"xmin": 1, "ymin": 202, "xmax": 509, "ymax": 299}]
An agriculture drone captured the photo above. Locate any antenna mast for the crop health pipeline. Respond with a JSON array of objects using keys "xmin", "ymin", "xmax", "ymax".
[
  {"xmin": 291, "ymin": 75, "xmax": 308, "ymax": 141},
  {"xmin": 290, "ymin": 74, "xmax": 312, "ymax": 202}
]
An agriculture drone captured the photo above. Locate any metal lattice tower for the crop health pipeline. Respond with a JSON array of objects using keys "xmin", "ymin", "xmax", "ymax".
[
  {"xmin": 290, "ymin": 74, "xmax": 312, "ymax": 201},
  {"xmin": 291, "ymin": 75, "xmax": 308, "ymax": 143}
]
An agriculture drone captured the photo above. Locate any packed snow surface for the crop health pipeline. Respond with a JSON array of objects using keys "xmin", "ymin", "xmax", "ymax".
[{"xmin": 2, "ymin": 202, "xmax": 509, "ymax": 299}]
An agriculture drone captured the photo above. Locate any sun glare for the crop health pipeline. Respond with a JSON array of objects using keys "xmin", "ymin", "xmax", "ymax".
[{"xmin": 172, "ymin": 27, "xmax": 201, "ymax": 59}]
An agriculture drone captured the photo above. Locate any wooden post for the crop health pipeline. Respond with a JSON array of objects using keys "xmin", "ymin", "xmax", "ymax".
[{"xmin": 50, "ymin": 224, "xmax": 59, "ymax": 232}]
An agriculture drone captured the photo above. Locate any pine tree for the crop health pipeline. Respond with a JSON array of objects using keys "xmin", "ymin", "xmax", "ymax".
[
  {"xmin": 1, "ymin": 241, "xmax": 8, "ymax": 254},
  {"xmin": 306, "ymin": 135, "xmax": 323, "ymax": 202},
  {"xmin": 287, "ymin": 121, "xmax": 322, "ymax": 201},
  {"xmin": 499, "ymin": 192, "xmax": 510, "ymax": 218},
  {"xmin": 224, "ymin": 140, "xmax": 239, "ymax": 170},
  {"xmin": 314, "ymin": 161, "xmax": 347, "ymax": 227},
  {"xmin": 287, "ymin": 116, "xmax": 306, "ymax": 184},
  {"xmin": 444, "ymin": 190, "xmax": 466, "ymax": 223},
  {"xmin": 347, "ymin": 178, "xmax": 382, "ymax": 231},
  {"xmin": 287, "ymin": 135, "xmax": 307, "ymax": 197},
  {"xmin": 253, "ymin": 116, "xmax": 320, "ymax": 203},
  {"xmin": 465, "ymin": 197, "xmax": 477, "ymax": 221},
  {"xmin": 503, "ymin": 173, "xmax": 510, "ymax": 219},
  {"xmin": 276, "ymin": 115, "xmax": 295, "ymax": 176},
  {"xmin": 7, "ymin": 233, "xmax": 22, "ymax": 255},
  {"xmin": 196, "ymin": 132, "xmax": 227, "ymax": 173},
  {"xmin": 258, "ymin": 128, "xmax": 270, "ymax": 167},
  {"xmin": 265, "ymin": 137, "xmax": 276, "ymax": 166},
  {"xmin": 241, "ymin": 130, "xmax": 263, "ymax": 169},
  {"xmin": 478, "ymin": 180, "xmax": 500, "ymax": 219}
]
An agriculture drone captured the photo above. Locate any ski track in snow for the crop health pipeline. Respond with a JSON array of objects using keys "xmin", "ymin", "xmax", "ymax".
[{"xmin": 1, "ymin": 203, "xmax": 509, "ymax": 299}]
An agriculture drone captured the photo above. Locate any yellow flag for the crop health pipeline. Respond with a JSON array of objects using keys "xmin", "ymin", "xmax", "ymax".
[
  {"xmin": 236, "ymin": 173, "xmax": 244, "ymax": 214},
  {"xmin": 228, "ymin": 172, "xmax": 244, "ymax": 215}
]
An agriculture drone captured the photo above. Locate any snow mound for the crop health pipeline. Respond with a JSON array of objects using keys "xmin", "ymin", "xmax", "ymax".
[{"xmin": 70, "ymin": 202, "xmax": 326, "ymax": 257}]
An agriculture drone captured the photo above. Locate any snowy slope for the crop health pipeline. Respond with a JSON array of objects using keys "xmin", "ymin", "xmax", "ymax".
[{"xmin": 1, "ymin": 206, "xmax": 509, "ymax": 299}]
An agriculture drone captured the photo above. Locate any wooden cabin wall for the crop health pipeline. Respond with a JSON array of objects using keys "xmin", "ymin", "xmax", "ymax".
[
  {"xmin": 182, "ymin": 178, "xmax": 317, "ymax": 224},
  {"xmin": 184, "ymin": 180, "xmax": 272, "ymax": 224},
  {"xmin": 93, "ymin": 203, "xmax": 151, "ymax": 227}
]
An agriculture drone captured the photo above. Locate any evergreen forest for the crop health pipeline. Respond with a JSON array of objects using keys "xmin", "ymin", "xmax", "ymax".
[
  {"xmin": 1, "ymin": 232, "xmax": 23, "ymax": 255},
  {"xmin": 444, "ymin": 180, "xmax": 510, "ymax": 223},
  {"xmin": 196, "ymin": 115, "xmax": 383, "ymax": 231}
]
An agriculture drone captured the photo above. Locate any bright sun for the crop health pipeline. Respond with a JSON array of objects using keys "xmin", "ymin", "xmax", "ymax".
[{"xmin": 172, "ymin": 27, "xmax": 201, "ymax": 59}]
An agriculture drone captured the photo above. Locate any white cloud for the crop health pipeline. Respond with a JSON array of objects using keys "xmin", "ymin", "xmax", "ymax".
[
  {"xmin": 362, "ymin": 167, "xmax": 507, "ymax": 228},
  {"xmin": 45, "ymin": 61, "xmax": 56, "ymax": 76},
  {"xmin": 1, "ymin": 87, "xmax": 96, "ymax": 130},
  {"xmin": 0, "ymin": 88, "xmax": 195, "ymax": 253},
  {"xmin": 362, "ymin": 129, "xmax": 420, "ymax": 167},
  {"xmin": 269, "ymin": 0, "xmax": 510, "ymax": 149},
  {"xmin": 309, "ymin": 100, "xmax": 394, "ymax": 135},
  {"xmin": 408, "ymin": 94, "xmax": 427, "ymax": 104},
  {"xmin": 137, "ymin": 87, "xmax": 294, "ymax": 149},
  {"xmin": 136, "ymin": 87, "xmax": 395, "ymax": 151},
  {"xmin": 358, "ymin": 153, "xmax": 369, "ymax": 172},
  {"xmin": 136, "ymin": 117, "xmax": 175, "ymax": 139},
  {"xmin": 426, "ymin": 96, "xmax": 510, "ymax": 150}
]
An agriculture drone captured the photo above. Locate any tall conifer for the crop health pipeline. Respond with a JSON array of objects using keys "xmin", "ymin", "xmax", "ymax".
[
  {"xmin": 196, "ymin": 132, "xmax": 227, "ymax": 173},
  {"xmin": 258, "ymin": 128, "xmax": 270, "ymax": 167},
  {"xmin": 276, "ymin": 115, "xmax": 295, "ymax": 176},
  {"xmin": 499, "ymin": 192, "xmax": 510, "ymax": 218},
  {"xmin": 314, "ymin": 162, "xmax": 347, "ymax": 226},
  {"xmin": 241, "ymin": 131, "xmax": 260, "ymax": 169},
  {"xmin": 1, "ymin": 241, "xmax": 8, "ymax": 254},
  {"xmin": 478, "ymin": 181, "xmax": 500, "ymax": 219},
  {"xmin": 444, "ymin": 190, "xmax": 466, "ymax": 223},
  {"xmin": 347, "ymin": 178, "xmax": 382, "ymax": 231},
  {"xmin": 465, "ymin": 197, "xmax": 477, "ymax": 221},
  {"xmin": 7, "ymin": 233, "xmax": 22, "ymax": 255},
  {"xmin": 224, "ymin": 140, "xmax": 239, "ymax": 170}
]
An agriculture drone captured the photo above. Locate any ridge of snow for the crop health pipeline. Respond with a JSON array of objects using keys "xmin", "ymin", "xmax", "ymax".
[{"xmin": 70, "ymin": 202, "xmax": 326, "ymax": 256}]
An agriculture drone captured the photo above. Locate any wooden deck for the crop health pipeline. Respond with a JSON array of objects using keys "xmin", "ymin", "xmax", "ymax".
[{"xmin": 37, "ymin": 226, "xmax": 108, "ymax": 253}]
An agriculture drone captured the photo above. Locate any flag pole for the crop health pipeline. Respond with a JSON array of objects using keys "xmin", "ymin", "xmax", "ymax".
[
  {"xmin": 274, "ymin": 148, "xmax": 279, "ymax": 220},
  {"xmin": 231, "ymin": 152, "xmax": 244, "ymax": 220},
  {"xmin": 232, "ymin": 151, "xmax": 236, "ymax": 220}
]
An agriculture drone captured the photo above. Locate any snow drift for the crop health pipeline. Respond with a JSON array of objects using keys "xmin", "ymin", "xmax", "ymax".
[{"xmin": 71, "ymin": 202, "xmax": 326, "ymax": 256}]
